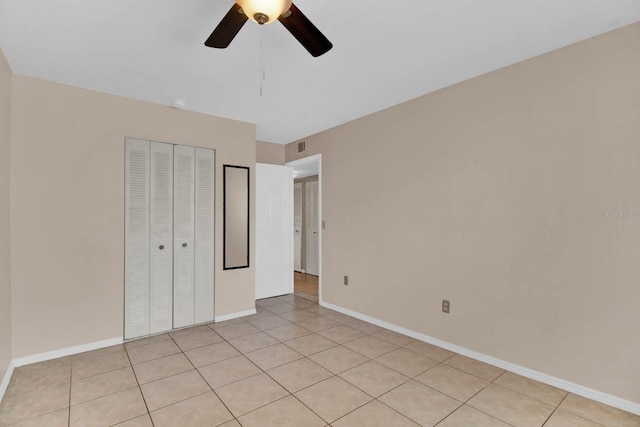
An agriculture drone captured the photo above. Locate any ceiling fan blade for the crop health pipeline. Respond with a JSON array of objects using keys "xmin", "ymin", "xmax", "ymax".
[
  {"xmin": 205, "ymin": 3, "xmax": 248, "ymax": 48},
  {"xmin": 278, "ymin": 3, "xmax": 333, "ymax": 57}
]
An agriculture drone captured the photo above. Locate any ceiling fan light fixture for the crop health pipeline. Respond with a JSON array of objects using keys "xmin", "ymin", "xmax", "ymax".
[{"xmin": 237, "ymin": 0, "xmax": 292, "ymax": 25}]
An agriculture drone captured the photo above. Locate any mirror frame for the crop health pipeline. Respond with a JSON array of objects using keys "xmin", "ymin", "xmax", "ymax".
[{"xmin": 223, "ymin": 164, "xmax": 250, "ymax": 270}]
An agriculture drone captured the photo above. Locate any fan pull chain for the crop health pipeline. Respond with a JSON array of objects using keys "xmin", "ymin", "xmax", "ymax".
[{"xmin": 259, "ymin": 26, "xmax": 265, "ymax": 97}]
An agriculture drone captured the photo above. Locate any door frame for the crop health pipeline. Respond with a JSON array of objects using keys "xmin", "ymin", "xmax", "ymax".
[{"xmin": 285, "ymin": 154, "xmax": 322, "ymax": 303}]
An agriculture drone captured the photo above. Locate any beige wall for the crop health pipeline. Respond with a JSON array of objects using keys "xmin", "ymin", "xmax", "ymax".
[
  {"xmin": 0, "ymin": 49, "xmax": 12, "ymax": 379},
  {"xmin": 285, "ymin": 23, "xmax": 640, "ymax": 403},
  {"xmin": 256, "ymin": 140, "xmax": 284, "ymax": 165},
  {"xmin": 10, "ymin": 75, "xmax": 256, "ymax": 358}
]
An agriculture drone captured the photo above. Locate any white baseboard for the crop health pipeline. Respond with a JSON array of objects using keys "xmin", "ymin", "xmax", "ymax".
[
  {"xmin": 320, "ymin": 300, "xmax": 640, "ymax": 416},
  {"xmin": 215, "ymin": 308, "xmax": 257, "ymax": 323},
  {"xmin": 0, "ymin": 309, "xmax": 260, "ymax": 401},
  {"xmin": 12, "ymin": 337, "xmax": 124, "ymax": 368},
  {"xmin": 1, "ymin": 336, "xmax": 123, "ymax": 404},
  {"xmin": 0, "ymin": 359, "xmax": 16, "ymax": 403}
]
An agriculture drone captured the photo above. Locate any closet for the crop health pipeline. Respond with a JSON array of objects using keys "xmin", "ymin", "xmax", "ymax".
[
  {"xmin": 293, "ymin": 182, "xmax": 303, "ymax": 271},
  {"xmin": 293, "ymin": 177, "xmax": 319, "ymax": 275},
  {"xmin": 305, "ymin": 180, "xmax": 319, "ymax": 275},
  {"xmin": 124, "ymin": 138, "xmax": 215, "ymax": 340}
]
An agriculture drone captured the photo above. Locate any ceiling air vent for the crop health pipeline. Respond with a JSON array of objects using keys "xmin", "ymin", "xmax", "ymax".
[{"xmin": 297, "ymin": 140, "xmax": 306, "ymax": 153}]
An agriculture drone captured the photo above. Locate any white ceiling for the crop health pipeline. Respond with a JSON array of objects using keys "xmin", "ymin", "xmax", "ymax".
[{"xmin": 1, "ymin": 1, "xmax": 639, "ymax": 144}]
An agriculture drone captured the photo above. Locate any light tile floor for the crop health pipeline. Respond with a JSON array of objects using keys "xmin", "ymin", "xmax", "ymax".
[{"xmin": 1, "ymin": 294, "xmax": 639, "ymax": 426}]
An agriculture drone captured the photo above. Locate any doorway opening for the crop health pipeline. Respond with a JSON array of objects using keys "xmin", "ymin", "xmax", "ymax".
[{"xmin": 286, "ymin": 154, "xmax": 322, "ymax": 303}]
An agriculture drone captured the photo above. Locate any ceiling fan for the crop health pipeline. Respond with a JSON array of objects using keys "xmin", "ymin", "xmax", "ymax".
[{"xmin": 204, "ymin": 0, "xmax": 333, "ymax": 57}]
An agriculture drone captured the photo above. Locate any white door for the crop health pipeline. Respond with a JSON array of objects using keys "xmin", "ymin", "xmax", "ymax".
[
  {"xmin": 149, "ymin": 142, "xmax": 174, "ymax": 334},
  {"xmin": 194, "ymin": 148, "xmax": 215, "ymax": 324},
  {"xmin": 173, "ymin": 145, "xmax": 196, "ymax": 328},
  {"xmin": 125, "ymin": 139, "xmax": 151, "ymax": 339},
  {"xmin": 256, "ymin": 163, "xmax": 293, "ymax": 299},
  {"xmin": 293, "ymin": 182, "xmax": 302, "ymax": 272},
  {"xmin": 305, "ymin": 180, "xmax": 319, "ymax": 275}
]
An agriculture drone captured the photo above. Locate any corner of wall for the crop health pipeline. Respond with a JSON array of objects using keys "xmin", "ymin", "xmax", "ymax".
[
  {"xmin": 256, "ymin": 140, "xmax": 286, "ymax": 165},
  {"xmin": 288, "ymin": 24, "xmax": 640, "ymax": 405},
  {"xmin": 283, "ymin": 137, "xmax": 320, "ymax": 164},
  {"xmin": 0, "ymin": 46, "xmax": 14, "ymax": 402}
]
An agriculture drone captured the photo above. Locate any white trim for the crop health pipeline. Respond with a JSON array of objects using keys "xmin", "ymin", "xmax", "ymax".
[
  {"xmin": 317, "ymin": 156, "xmax": 322, "ymax": 303},
  {"xmin": 289, "ymin": 166, "xmax": 295, "ymax": 296},
  {"xmin": 12, "ymin": 337, "xmax": 124, "ymax": 368},
  {"xmin": 2, "ymin": 337, "xmax": 124, "ymax": 403},
  {"xmin": 320, "ymin": 300, "xmax": 640, "ymax": 416},
  {"xmin": 0, "ymin": 360, "xmax": 16, "ymax": 403},
  {"xmin": 214, "ymin": 308, "xmax": 256, "ymax": 323}
]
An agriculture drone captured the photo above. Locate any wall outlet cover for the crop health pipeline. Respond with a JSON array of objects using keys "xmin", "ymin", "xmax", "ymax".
[{"xmin": 442, "ymin": 299, "xmax": 450, "ymax": 314}]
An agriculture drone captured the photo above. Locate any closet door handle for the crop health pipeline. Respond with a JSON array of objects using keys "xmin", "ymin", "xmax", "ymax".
[
  {"xmin": 159, "ymin": 245, "xmax": 165, "ymax": 250},
  {"xmin": 182, "ymin": 243, "xmax": 188, "ymax": 248}
]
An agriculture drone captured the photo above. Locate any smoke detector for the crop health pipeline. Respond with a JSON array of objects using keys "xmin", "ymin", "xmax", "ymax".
[{"xmin": 171, "ymin": 99, "xmax": 187, "ymax": 109}]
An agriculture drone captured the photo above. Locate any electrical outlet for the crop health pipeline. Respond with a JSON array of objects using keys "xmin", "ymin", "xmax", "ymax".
[
  {"xmin": 442, "ymin": 299, "xmax": 450, "ymax": 314},
  {"xmin": 343, "ymin": 275, "xmax": 349, "ymax": 286}
]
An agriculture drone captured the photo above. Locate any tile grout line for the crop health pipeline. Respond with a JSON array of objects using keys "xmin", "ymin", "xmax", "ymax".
[
  {"xmin": 402, "ymin": 357, "xmax": 511, "ymax": 426},
  {"xmin": 282, "ymin": 295, "xmax": 405, "ymax": 424},
  {"xmin": 180, "ymin": 328, "xmax": 256, "ymax": 426},
  {"xmin": 13, "ymin": 311, "xmax": 430, "ymax": 427},
  {"xmin": 539, "ymin": 393, "xmax": 608, "ymax": 427},
  {"xmin": 172, "ymin": 332, "xmax": 240, "ymax": 424},
  {"xmin": 286, "ymin": 319, "xmax": 413, "ymax": 424},
  {"xmin": 336, "ymin": 368, "xmax": 414, "ymax": 416},
  {"xmin": 540, "ymin": 392, "xmax": 570, "ymax": 427},
  {"xmin": 224, "ymin": 297, "xmax": 377, "ymax": 425},
  {"xmin": 69, "ymin": 351, "xmax": 146, "ymax": 425},
  {"xmin": 451, "ymin": 375, "xmax": 515, "ymax": 426},
  {"xmin": 215, "ymin": 315, "xmax": 318, "ymax": 423},
  {"xmin": 438, "ymin": 374, "xmax": 513, "ymax": 426},
  {"xmin": 0, "ymin": 299, "xmax": 454, "ymax": 427},
  {"xmin": 315, "ymin": 328, "xmax": 501, "ymax": 426},
  {"xmin": 438, "ymin": 358, "xmax": 567, "ymax": 427},
  {"xmin": 5, "ymin": 295, "xmax": 637, "ymax": 426},
  {"xmin": 123, "ymin": 343, "xmax": 155, "ymax": 427},
  {"xmin": 488, "ymin": 371, "xmax": 570, "ymax": 408}
]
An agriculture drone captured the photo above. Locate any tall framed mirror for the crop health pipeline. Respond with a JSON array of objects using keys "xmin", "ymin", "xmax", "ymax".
[{"xmin": 223, "ymin": 165, "xmax": 250, "ymax": 270}]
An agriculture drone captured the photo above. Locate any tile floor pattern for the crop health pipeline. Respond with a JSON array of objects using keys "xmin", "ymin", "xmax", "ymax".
[{"xmin": 1, "ymin": 295, "xmax": 639, "ymax": 426}]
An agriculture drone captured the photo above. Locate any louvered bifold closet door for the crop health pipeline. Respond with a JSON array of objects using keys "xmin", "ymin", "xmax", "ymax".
[
  {"xmin": 125, "ymin": 138, "xmax": 151, "ymax": 339},
  {"xmin": 149, "ymin": 142, "xmax": 174, "ymax": 334},
  {"xmin": 173, "ymin": 145, "xmax": 196, "ymax": 328},
  {"xmin": 305, "ymin": 180, "xmax": 319, "ymax": 275},
  {"xmin": 294, "ymin": 182, "xmax": 302, "ymax": 272},
  {"xmin": 194, "ymin": 148, "xmax": 215, "ymax": 324}
]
